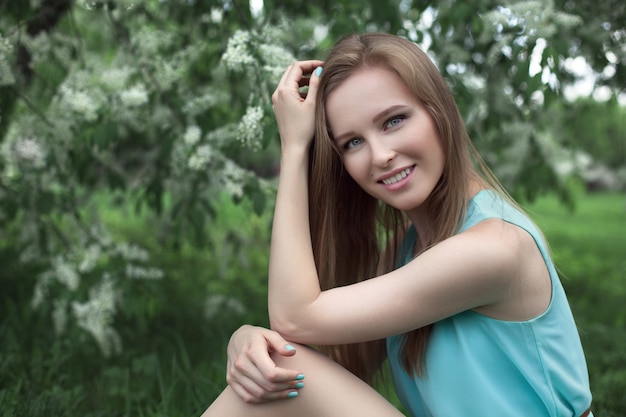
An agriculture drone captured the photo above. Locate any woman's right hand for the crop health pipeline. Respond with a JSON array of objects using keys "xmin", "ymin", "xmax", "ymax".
[
  {"xmin": 271, "ymin": 60, "xmax": 324, "ymax": 153},
  {"xmin": 226, "ymin": 325, "xmax": 305, "ymax": 403}
]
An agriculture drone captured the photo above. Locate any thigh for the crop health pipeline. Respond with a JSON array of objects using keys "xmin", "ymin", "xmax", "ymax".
[{"xmin": 201, "ymin": 343, "xmax": 405, "ymax": 417}]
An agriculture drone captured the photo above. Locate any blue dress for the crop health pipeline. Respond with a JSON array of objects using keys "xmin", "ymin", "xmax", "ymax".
[{"xmin": 386, "ymin": 190, "xmax": 593, "ymax": 417}]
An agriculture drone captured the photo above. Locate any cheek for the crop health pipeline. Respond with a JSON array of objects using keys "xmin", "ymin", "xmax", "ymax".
[{"xmin": 342, "ymin": 154, "xmax": 370, "ymax": 184}]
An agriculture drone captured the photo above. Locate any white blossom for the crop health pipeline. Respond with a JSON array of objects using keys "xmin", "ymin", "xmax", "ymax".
[
  {"xmin": 31, "ymin": 273, "xmax": 51, "ymax": 309},
  {"xmin": 222, "ymin": 30, "xmax": 256, "ymax": 72},
  {"xmin": 52, "ymin": 299, "xmax": 68, "ymax": 335},
  {"xmin": 210, "ymin": 8, "xmax": 223, "ymax": 24},
  {"xmin": 111, "ymin": 242, "xmax": 150, "ymax": 262},
  {"xmin": 154, "ymin": 58, "xmax": 183, "ymax": 90},
  {"xmin": 181, "ymin": 90, "xmax": 223, "ymax": 117},
  {"xmin": 219, "ymin": 158, "xmax": 247, "ymax": 199},
  {"xmin": 183, "ymin": 125, "xmax": 202, "ymax": 146},
  {"xmin": 0, "ymin": 34, "xmax": 15, "ymax": 86},
  {"xmin": 125, "ymin": 264, "xmax": 164, "ymax": 280},
  {"xmin": 115, "ymin": 0, "xmax": 139, "ymax": 11},
  {"xmin": 14, "ymin": 137, "xmax": 46, "ymax": 169},
  {"xmin": 237, "ymin": 105, "xmax": 264, "ymax": 150},
  {"xmin": 79, "ymin": 0, "xmax": 99, "ymax": 10},
  {"xmin": 148, "ymin": 104, "xmax": 174, "ymax": 130},
  {"xmin": 132, "ymin": 27, "xmax": 175, "ymax": 55},
  {"xmin": 259, "ymin": 43, "xmax": 295, "ymax": 81},
  {"xmin": 59, "ymin": 85, "xmax": 101, "ymax": 122},
  {"xmin": 78, "ymin": 244, "xmax": 102, "ymax": 273},
  {"xmin": 100, "ymin": 66, "xmax": 134, "ymax": 91},
  {"xmin": 188, "ymin": 144, "xmax": 214, "ymax": 171},
  {"xmin": 90, "ymin": 223, "xmax": 113, "ymax": 247},
  {"xmin": 72, "ymin": 277, "xmax": 121, "ymax": 356},
  {"xmin": 24, "ymin": 32, "xmax": 52, "ymax": 69},
  {"xmin": 119, "ymin": 83, "xmax": 149, "ymax": 107},
  {"xmin": 52, "ymin": 256, "xmax": 81, "ymax": 291},
  {"xmin": 205, "ymin": 294, "xmax": 246, "ymax": 320},
  {"xmin": 205, "ymin": 124, "xmax": 237, "ymax": 147}
]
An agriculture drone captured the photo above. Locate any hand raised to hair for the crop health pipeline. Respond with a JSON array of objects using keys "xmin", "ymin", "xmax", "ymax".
[
  {"xmin": 271, "ymin": 61, "xmax": 324, "ymax": 153},
  {"xmin": 226, "ymin": 325, "xmax": 305, "ymax": 403}
]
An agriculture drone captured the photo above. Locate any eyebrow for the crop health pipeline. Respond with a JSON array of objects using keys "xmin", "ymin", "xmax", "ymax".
[{"xmin": 332, "ymin": 104, "xmax": 411, "ymax": 142}]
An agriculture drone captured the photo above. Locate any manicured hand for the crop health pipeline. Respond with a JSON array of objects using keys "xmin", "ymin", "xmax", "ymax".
[
  {"xmin": 226, "ymin": 325, "xmax": 305, "ymax": 403},
  {"xmin": 271, "ymin": 60, "xmax": 324, "ymax": 153}
]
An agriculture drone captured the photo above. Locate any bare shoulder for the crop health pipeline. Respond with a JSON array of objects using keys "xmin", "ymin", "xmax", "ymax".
[
  {"xmin": 442, "ymin": 218, "xmax": 530, "ymax": 274},
  {"xmin": 460, "ymin": 217, "xmax": 536, "ymax": 255},
  {"xmin": 455, "ymin": 218, "xmax": 552, "ymax": 320}
]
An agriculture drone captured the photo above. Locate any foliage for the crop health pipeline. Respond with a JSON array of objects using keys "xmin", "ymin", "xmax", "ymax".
[
  {"xmin": 0, "ymin": 194, "xmax": 271, "ymax": 417},
  {"xmin": 0, "ymin": 0, "xmax": 291, "ymax": 355},
  {"xmin": 0, "ymin": 1, "xmax": 625, "ymax": 414},
  {"xmin": 549, "ymin": 96, "xmax": 626, "ymax": 170}
]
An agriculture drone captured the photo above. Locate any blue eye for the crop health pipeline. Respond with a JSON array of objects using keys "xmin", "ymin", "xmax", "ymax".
[
  {"xmin": 345, "ymin": 138, "xmax": 364, "ymax": 149},
  {"xmin": 384, "ymin": 115, "xmax": 405, "ymax": 130}
]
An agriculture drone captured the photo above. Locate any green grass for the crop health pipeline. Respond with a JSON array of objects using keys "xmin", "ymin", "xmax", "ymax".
[
  {"xmin": 1, "ymin": 192, "xmax": 624, "ymax": 416},
  {"xmin": 526, "ymin": 193, "xmax": 626, "ymax": 323},
  {"xmin": 526, "ymin": 192, "xmax": 626, "ymax": 416}
]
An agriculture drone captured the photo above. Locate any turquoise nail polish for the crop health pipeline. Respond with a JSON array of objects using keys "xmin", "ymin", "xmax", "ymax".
[
  {"xmin": 295, "ymin": 382, "xmax": 305, "ymax": 389},
  {"xmin": 295, "ymin": 374, "xmax": 305, "ymax": 380},
  {"xmin": 288, "ymin": 391, "xmax": 299, "ymax": 398},
  {"xmin": 285, "ymin": 344, "xmax": 296, "ymax": 351},
  {"xmin": 314, "ymin": 66, "xmax": 323, "ymax": 77}
]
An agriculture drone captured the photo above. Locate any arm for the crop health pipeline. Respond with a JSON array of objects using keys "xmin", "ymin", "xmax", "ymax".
[
  {"xmin": 271, "ymin": 220, "xmax": 523, "ymax": 344},
  {"xmin": 267, "ymin": 61, "xmax": 323, "ymax": 333},
  {"xmin": 268, "ymin": 63, "xmax": 528, "ymax": 346}
]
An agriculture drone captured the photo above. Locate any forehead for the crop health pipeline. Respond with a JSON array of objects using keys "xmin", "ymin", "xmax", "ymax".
[{"xmin": 325, "ymin": 67, "xmax": 416, "ymax": 131}]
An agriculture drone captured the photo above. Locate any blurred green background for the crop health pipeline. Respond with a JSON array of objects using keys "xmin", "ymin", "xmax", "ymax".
[{"xmin": 1, "ymin": 0, "xmax": 624, "ymax": 416}]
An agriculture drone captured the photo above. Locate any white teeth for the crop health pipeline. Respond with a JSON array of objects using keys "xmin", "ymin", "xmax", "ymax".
[{"xmin": 382, "ymin": 167, "xmax": 412, "ymax": 185}]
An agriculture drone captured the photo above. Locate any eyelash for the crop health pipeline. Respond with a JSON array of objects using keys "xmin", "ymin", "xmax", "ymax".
[
  {"xmin": 344, "ymin": 137, "xmax": 363, "ymax": 150},
  {"xmin": 384, "ymin": 115, "xmax": 406, "ymax": 130}
]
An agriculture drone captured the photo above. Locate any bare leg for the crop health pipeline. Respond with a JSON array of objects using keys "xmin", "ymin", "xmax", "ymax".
[{"xmin": 201, "ymin": 344, "xmax": 405, "ymax": 417}]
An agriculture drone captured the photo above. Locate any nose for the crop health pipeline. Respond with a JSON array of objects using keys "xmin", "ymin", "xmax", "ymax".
[{"xmin": 369, "ymin": 136, "xmax": 396, "ymax": 168}]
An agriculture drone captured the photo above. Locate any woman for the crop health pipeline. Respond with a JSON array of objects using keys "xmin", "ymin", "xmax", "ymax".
[{"xmin": 202, "ymin": 32, "xmax": 592, "ymax": 417}]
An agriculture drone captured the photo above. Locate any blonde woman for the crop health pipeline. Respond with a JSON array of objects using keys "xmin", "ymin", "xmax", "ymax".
[{"xmin": 203, "ymin": 33, "xmax": 593, "ymax": 417}]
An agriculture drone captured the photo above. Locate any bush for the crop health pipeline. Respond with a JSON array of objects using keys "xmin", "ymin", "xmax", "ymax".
[{"xmin": 0, "ymin": 193, "xmax": 272, "ymax": 417}]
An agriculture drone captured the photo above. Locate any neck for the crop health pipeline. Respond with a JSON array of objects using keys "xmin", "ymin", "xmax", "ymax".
[{"xmin": 407, "ymin": 179, "xmax": 485, "ymax": 252}]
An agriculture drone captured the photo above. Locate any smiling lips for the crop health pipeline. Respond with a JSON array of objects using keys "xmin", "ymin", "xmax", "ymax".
[{"xmin": 380, "ymin": 166, "xmax": 414, "ymax": 186}]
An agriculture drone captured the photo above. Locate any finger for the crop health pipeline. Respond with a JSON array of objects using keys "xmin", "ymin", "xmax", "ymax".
[
  {"xmin": 231, "ymin": 372, "xmax": 302, "ymax": 403},
  {"xmin": 239, "ymin": 369, "xmax": 301, "ymax": 395},
  {"xmin": 229, "ymin": 381, "xmax": 266, "ymax": 404},
  {"xmin": 265, "ymin": 333, "xmax": 298, "ymax": 358},
  {"xmin": 252, "ymin": 350, "xmax": 302, "ymax": 384},
  {"xmin": 273, "ymin": 64, "xmax": 303, "ymax": 105},
  {"xmin": 305, "ymin": 65, "xmax": 323, "ymax": 103},
  {"xmin": 294, "ymin": 60, "xmax": 325, "ymax": 75},
  {"xmin": 229, "ymin": 347, "xmax": 299, "ymax": 390},
  {"xmin": 284, "ymin": 60, "xmax": 324, "ymax": 89},
  {"xmin": 273, "ymin": 61, "xmax": 324, "ymax": 104}
]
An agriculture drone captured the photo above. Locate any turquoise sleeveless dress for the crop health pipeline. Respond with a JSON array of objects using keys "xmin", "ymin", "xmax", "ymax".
[{"xmin": 386, "ymin": 190, "xmax": 593, "ymax": 417}]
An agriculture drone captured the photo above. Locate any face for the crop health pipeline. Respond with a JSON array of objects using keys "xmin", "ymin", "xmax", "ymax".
[{"xmin": 325, "ymin": 66, "xmax": 445, "ymax": 216}]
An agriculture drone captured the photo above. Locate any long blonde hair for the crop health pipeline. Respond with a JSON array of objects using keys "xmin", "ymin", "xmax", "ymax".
[{"xmin": 309, "ymin": 33, "xmax": 505, "ymax": 382}]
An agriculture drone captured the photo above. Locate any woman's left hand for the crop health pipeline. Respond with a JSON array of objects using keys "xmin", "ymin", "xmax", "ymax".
[{"xmin": 271, "ymin": 60, "xmax": 324, "ymax": 153}]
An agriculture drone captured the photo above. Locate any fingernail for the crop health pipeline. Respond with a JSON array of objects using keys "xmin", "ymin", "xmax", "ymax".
[
  {"xmin": 295, "ymin": 373, "xmax": 305, "ymax": 380},
  {"xmin": 288, "ymin": 391, "xmax": 299, "ymax": 398},
  {"xmin": 295, "ymin": 382, "xmax": 305, "ymax": 389},
  {"xmin": 285, "ymin": 344, "xmax": 296, "ymax": 351},
  {"xmin": 314, "ymin": 66, "xmax": 323, "ymax": 77}
]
